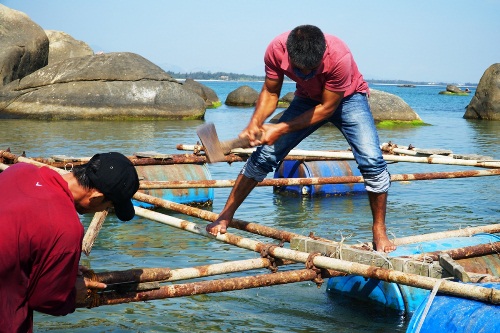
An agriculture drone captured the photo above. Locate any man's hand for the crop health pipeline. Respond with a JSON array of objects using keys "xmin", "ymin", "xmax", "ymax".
[
  {"xmin": 75, "ymin": 266, "xmax": 107, "ymax": 307},
  {"xmin": 240, "ymin": 123, "xmax": 264, "ymax": 147},
  {"xmin": 260, "ymin": 123, "xmax": 287, "ymax": 146}
]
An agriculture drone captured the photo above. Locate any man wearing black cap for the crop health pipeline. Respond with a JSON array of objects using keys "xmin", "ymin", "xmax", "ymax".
[{"xmin": 0, "ymin": 152, "xmax": 139, "ymax": 332}]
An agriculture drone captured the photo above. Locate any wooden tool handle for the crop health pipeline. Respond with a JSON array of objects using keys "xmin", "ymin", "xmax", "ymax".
[{"xmin": 220, "ymin": 131, "xmax": 263, "ymax": 154}]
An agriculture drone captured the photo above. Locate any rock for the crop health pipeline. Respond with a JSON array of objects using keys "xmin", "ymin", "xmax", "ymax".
[
  {"xmin": 0, "ymin": 52, "xmax": 206, "ymax": 120},
  {"xmin": 0, "ymin": 4, "xmax": 49, "ymax": 86},
  {"xmin": 45, "ymin": 30, "xmax": 94, "ymax": 65},
  {"xmin": 446, "ymin": 85, "xmax": 464, "ymax": 94},
  {"xmin": 270, "ymin": 89, "xmax": 421, "ymax": 124},
  {"xmin": 368, "ymin": 89, "xmax": 422, "ymax": 122},
  {"xmin": 277, "ymin": 92, "xmax": 294, "ymax": 108},
  {"xmin": 182, "ymin": 78, "xmax": 221, "ymax": 108},
  {"xmin": 438, "ymin": 84, "xmax": 470, "ymax": 95},
  {"xmin": 225, "ymin": 85, "xmax": 259, "ymax": 106},
  {"xmin": 464, "ymin": 63, "xmax": 500, "ymax": 120}
]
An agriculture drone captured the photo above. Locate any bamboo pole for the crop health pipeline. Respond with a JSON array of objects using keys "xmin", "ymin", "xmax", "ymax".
[
  {"xmin": 94, "ymin": 257, "xmax": 278, "ymax": 285},
  {"xmin": 0, "ymin": 150, "xmax": 109, "ymax": 254},
  {"xmin": 176, "ymin": 145, "xmax": 500, "ymax": 167},
  {"xmin": 133, "ymin": 207, "xmax": 500, "ymax": 305},
  {"xmin": 133, "ymin": 191, "xmax": 306, "ymax": 243},
  {"xmin": 82, "ymin": 209, "xmax": 109, "ymax": 256},
  {"xmin": 138, "ymin": 168, "xmax": 500, "ymax": 189},
  {"xmin": 394, "ymin": 224, "xmax": 500, "ymax": 246}
]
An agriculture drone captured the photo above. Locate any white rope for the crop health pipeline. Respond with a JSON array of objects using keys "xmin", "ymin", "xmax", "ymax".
[{"xmin": 415, "ymin": 278, "xmax": 446, "ymax": 333}]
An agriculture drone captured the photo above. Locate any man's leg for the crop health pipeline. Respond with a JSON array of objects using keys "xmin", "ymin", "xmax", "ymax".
[
  {"xmin": 206, "ymin": 96, "xmax": 323, "ymax": 236},
  {"xmin": 330, "ymin": 93, "xmax": 395, "ymax": 252},
  {"xmin": 206, "ymin": 174, "xmax": 257, "ymax": 235},
  {"xmin": 368, "ymin": 191, "xmax": 395, "ymax": 253}
]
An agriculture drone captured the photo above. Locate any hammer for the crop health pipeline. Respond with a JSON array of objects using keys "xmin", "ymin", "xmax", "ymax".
[{"xmin": 196, "ymin": 122, "xmax": 261, "ymax": 163}]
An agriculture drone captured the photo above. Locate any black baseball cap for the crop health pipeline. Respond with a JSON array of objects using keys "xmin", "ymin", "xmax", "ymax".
[{"xmin": 86, "ymin": 152, "xmax": 139, "ymax": 221}]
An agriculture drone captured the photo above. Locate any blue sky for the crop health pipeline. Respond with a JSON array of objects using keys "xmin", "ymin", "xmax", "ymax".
[{"xmin": 2, "ymin": 0, "xmax": 499, "ymax": 83}]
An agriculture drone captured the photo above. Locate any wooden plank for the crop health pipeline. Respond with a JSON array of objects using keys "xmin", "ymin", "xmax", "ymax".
[
  {"xmin": 414, "ymin": 148, "xmax": 453, "ymax": 156},
  {"xmin": 134, "ymin": 151, "xmax": 173, "ymax": 159},
  {"xmin": 290, "ymin": 237, "xmax": 445, "ymax": 278},
  {"xmin": 439, "ymin": 253, "xmax": 471, "ymax": 282},
  {"xmin": 51, "ymin": 155, "xmax": 87, "ymax": 162}
]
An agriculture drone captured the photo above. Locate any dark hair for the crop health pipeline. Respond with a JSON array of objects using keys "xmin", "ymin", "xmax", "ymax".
[
  {"xmin": 72, "ymin": 158, "xmax": 101, "ymax": 190},
  {"xmin": 286, "ymin": 25, "xmax": 326, "ymax": 69}
]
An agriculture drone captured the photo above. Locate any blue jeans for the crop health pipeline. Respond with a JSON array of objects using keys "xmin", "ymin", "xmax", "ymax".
[{"xmin": 242, "ymin": 93, "xmax": 390, "ymax": 193}]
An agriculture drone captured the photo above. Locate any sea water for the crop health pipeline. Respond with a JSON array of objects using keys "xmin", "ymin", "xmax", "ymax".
[{"xmin": 0, "ymin": 82, "xmax": 498, "ymax": 332}]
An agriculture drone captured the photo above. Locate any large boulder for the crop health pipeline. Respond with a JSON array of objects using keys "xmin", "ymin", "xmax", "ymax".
[
  {"xmin": 181, "ymin": 78, "xmax": 221, "ymax": 108},
  {"xmin": 464, "ymin": 64, "xmax": 500, "ymax": 120},
  {"xmin": 45, "ymin": 30, "xmax": 94, "ymax": 65},
  {"xmin": 277, "ymin": 91, "xmax": 294, "ymax": 108},
  {"xmin": 0, "ymin": 52, "xmax": 206, "ymax": 120},
  {"xmin": 0, "ymin": 4, "xmax": 49, "ymax": 86},
  {"xmin": 270, "ymin": 89, "xmax": 421, "ymax": 124},
  {"xmin": 225, "ymin": 85, "xmax": 259, "ymax": 106},
  {"xmin": 368, "ymin": 89, "xmax": 422, "ymax": 122}
]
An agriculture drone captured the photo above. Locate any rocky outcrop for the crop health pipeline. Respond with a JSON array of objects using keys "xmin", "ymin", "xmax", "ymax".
[
  {"xmin": 464, "ymin": 64, "xmax": 500, "ymax": 120},
  {"xmin": 439, "ymin": 84, "xmax": 471, "ymax": 96},
  {"xmin": 182, "ymin": 79, "xmax": 221, "ymax": 108},
  {"xmin": 0, "ymin": 52, "xmax": 206, "ymax": 120},
  {"xmin": 368, "ymin": 89, "xmax": 422, "ymax": 122},
  {"xmin": 45, "ymin": 30, "xmax": 94, "ymax": 65},
  {"xmin": 277, "ymin": 92, "xmax": 294, "ymax": 108},
  {"xmin": 0, "ymin": 4, "xmax": 49, "ymax": 86},
  {"xmin": 225, "ymin": 85, "xmax": 259, "ymax": 106},
  {"xmin": 270, "ymin": 89, "xmax": 421, "ymax": 124}
]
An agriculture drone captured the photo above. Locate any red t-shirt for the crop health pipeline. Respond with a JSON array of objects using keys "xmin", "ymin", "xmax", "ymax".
[
  {"xmin": 264, "ymin": 31, "xmax": 369, "ymax": 101},
  {"xmin": 0, "ymin": 163, "xmax": 84, "ymax": 332}
]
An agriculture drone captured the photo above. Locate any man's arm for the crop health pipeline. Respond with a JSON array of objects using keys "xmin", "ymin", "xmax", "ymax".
[
  {"xmin": 241, "ymin": 76, "xmax": 283, "ymax": 145},
  {"xmin": 262, "ymin": 88, "xmax": 345, "ymax": 145}
]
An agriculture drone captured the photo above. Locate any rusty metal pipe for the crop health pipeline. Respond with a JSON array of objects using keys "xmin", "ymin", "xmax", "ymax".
[
  {"xmin": 410, "ymin": 241, "xmax": 500, "ymax": 262},
  {"xmin": 79, "ymin": 269, "xmax": 318, "ymax": 308}
]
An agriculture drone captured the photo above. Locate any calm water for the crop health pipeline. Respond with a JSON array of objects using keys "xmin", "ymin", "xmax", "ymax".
[{"xmin": 1, "ymin": 82, "xmax": 499, "ymax": 332}]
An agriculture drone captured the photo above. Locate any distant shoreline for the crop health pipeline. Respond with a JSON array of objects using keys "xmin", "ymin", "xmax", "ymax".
[{"xmin": 166, "ymin": 71, "xmax": 477, "ymax": 87}]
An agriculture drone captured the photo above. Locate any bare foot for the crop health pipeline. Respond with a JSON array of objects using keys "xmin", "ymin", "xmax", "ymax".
[
  {"xmin": 206, "ymin": 218, "xmax": 230, "ymax": 236},
  {"xmin": 373, "ymin": 227, "xmax": 396, "ymax": 253}
]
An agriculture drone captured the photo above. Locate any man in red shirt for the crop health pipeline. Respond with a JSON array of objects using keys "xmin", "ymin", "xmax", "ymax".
[
  {"xmin": 206, "ymin": 25, "xmax": 395, "ymax": 253},
  {"xmin": 0, "ymin": 152, "xmax": 139, "ymax": 332}
]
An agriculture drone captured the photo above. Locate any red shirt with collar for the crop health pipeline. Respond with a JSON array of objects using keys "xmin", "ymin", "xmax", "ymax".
[
  {"xmin": 0, "ymin": 163, "xmax": 84, "ymax": 333},
  {"xmin": 264, "ymin": 31, "xmax": 369, "ymax": 101}
]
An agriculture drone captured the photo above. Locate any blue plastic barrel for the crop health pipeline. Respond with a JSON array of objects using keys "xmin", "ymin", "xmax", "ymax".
[
  {"xmin": 406, "ymin": 282, "xmax": 500, "ymax": 333},
  {"xmin": 133, "ymin": 164, "xmax": 214, "ymax": 208},
  {"xmin": 273, "ymin": 160, "xmax": 366, "ymax": 196},
  {"xmin": 326, "ymin": 234, "xmax": 500, "ymax": 314}
]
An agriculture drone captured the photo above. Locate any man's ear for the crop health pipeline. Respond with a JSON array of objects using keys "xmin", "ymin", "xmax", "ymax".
[{"xmin": 89, "ymin": 189, "xmax": 106, "ymax": 202}]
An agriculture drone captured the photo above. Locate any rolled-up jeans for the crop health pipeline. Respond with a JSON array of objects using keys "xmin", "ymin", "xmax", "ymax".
[{"xmin": 241, "ymin": 93, "xmax": 390, "ymax": 193}]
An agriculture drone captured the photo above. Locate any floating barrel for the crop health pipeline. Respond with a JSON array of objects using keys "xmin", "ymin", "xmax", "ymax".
[
  {"xmin": 273, "ymin": 160, "xmax": 366, "ymax": 196},
  {"xmin": 133, "ymin": 164, "xmax": 214, "ymax": 208},
  {"xmin": 406, "ymin": 282, "xmax": 500, "ymax": 333},
  {"xmin": 327, "ymin": 234, "xmax": 500, "ymax": 314}
]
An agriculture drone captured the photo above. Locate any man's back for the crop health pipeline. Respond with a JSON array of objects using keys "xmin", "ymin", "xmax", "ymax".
[{"xmin": 0, "ymin": 163, "xmax": 83, "ymax": 332}]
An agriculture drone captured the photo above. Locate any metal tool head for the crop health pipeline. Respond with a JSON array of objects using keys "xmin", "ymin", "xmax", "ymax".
[{"xmin": 196, "ymin": 122, "xmax": 226, "ymax": 163}]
